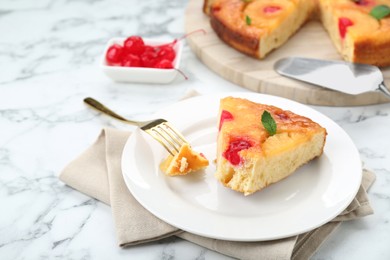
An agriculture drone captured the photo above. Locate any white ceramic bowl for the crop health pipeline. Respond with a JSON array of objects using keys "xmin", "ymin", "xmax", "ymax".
[{"xmin": 100, "ymin": 37, "xmax": 183, "ymax": 84}]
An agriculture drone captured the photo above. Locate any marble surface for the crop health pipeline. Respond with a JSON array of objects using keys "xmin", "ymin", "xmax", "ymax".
[{"xmin": 1, "ymin": 0, "xmax": 389, "ymax": 259}]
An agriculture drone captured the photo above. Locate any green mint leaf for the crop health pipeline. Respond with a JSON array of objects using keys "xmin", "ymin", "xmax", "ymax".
[
  {"xmin": 370, "ymin": 5, "xmax": 390, "ymax": 20},
  {"xmin": 245, "ymin": 15, "xmax": 252, "ymax": 25},
  {"xmin": 261, "ymin": 110, "xmax": 277, "ymax": 136}
]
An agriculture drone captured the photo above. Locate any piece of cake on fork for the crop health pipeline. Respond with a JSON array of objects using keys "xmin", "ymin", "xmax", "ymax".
[{"xmin": 160, "ymin": 143, "xmax": 209, "ymax": 176}]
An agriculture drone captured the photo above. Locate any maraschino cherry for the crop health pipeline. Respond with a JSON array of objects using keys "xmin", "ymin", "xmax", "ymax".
[
  {"xmin": 223, "ymin": 139, "xmax": 252, "ymax": 166},
  {"xmin": 123, "ymin": 36, "xmax": 145, "ymax": 55},
  {"xmin": 353, "ymin": 0, "xmax": 375, "ymax": 6},
  {"xmin": 105, "ymin": 29, "xmax": 206, "ymax": 72},
  {"xmin": 263, "ymin": 6, "xmax": 281, "ymax": 14},
  {"xmin": 338, "ymin": 17, "xmax": 354, "ymax": 39},
  {"xmin": 219, "ymin": 110, "xmax": 234, "ymax": 131},
  {"xmin": 105, "ymin": 44, "xmax": 124, "ymax": 64}
]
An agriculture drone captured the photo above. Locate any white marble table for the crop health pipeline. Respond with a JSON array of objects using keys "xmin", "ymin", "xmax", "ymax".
[{"xmin": 1, "ymin": 0, "xmax": 389, "ymax": 259}]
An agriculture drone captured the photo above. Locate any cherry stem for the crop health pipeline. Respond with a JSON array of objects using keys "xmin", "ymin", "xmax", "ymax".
[
  {"xmin": 169, "ymin": 29, "xmax": 207, "ymax": 81},
  {"xmin": 154, "ymin": 29, "xmax": 207, "ymax": 49},
  {"xmin": 175, "ymin": 68, "xmax": 188, "ymax": 81},
  {"xmin": 176, "ymin": 28, "xmax": 207, "ymax": 42}
]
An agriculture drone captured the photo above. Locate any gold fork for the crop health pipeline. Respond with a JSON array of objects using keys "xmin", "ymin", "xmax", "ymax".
[{"xmin": 84, "ymin": 97, "xmax": 188, "ymax": 155}]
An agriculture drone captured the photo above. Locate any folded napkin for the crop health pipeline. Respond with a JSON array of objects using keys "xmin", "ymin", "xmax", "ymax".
[{"xmin": 60, "ymin": 127, "xmax": 375, "ymax": 260}]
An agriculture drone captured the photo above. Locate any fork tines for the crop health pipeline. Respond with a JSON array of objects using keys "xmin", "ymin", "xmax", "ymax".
[{"xmin": 143, "ymin": 121, "xmax": 188, "ymax": 156}]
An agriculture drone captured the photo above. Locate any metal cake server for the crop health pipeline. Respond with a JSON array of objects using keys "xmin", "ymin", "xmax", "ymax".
[{"xmin": 274, "ymin": 57, "xmax": 390, "ymax": 99}]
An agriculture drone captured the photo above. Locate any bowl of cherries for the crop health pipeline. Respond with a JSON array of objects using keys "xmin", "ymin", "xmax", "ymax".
[{"xmin": 101, "ymin": 35, "xmax": 183, "ymax": 83}]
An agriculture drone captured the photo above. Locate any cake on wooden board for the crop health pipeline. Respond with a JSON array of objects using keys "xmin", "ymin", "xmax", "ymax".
[
  {"xmin": 216, "ymin": 97, "xmax": 327, "ymax": 195},
  {"xmin": 204, "ymin": 0, "xmax": 390, "ymax": 67}
]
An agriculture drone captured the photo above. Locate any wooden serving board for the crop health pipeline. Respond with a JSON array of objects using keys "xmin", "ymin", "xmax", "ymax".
[{"xmin": 184, "ymin": 0, "xmax": 390, "ymax": 106}]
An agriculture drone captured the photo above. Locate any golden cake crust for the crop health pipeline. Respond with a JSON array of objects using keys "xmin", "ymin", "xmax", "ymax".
[
  {"xmin": 210, "ymin": 0, "xmax": 261, "ymax": 57},
  {"xmin": 353, "ymin": 35, "xmax": 390, "ymax": 66}
]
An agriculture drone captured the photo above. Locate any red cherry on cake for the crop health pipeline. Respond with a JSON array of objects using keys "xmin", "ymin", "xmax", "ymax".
[
  {"xmin": 223, "ymin": 139, "xmax": 252, "ymax": 166},
  {"xmin": 263, "ymin": 6, "xmax": 282, "ymax": 14},
  {"xmin": 219, "ymin": 110, "xmax": 234, "ymax": 131},
  {"xmin": 105, "ymin": 44, "xmax": 124, "ymax": 64},
  {"xmin": 338, "ymin": 17, "xmax": 354, "ymax": 39},
  {"xmin": 354, "ymin": 0, "xmax": 375, "ymax": 6}
]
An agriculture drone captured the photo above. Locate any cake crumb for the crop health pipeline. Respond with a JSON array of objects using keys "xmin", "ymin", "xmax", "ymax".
[{"xmin": 179, "ymin": 157, "xmax": 188, "ymax": 173}]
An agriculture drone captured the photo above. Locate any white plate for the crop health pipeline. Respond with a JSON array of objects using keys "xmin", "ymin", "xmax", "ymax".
[{"xmin": 121, "ymin": 92, "xmax": 362, "ymax": 241}]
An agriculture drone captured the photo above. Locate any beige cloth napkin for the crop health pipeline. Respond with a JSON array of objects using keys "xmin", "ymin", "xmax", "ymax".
[{"xmin": 60, "ymin": 127, "xmax": 375, "ymax": 260}]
